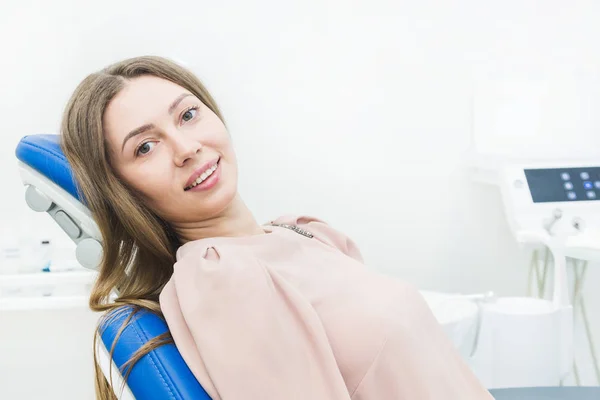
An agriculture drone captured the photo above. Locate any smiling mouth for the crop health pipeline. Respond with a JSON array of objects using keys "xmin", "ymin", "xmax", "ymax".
[{"xmin": 184, "ymin": 159, "xmax": 220, "ymax": 191}]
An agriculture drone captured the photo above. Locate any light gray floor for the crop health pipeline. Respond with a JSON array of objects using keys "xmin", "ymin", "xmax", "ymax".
[{"xmin": 490, "ymin": 386, "xmax": 600, "ymax": 399}]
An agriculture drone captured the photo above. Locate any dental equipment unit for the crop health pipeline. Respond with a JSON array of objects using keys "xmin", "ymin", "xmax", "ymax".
[{"xmin": 471, "ymin": 155, "xmax": 600, "ymax": 386}]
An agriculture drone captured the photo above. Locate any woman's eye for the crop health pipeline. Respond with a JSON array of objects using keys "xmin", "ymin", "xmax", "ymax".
[
  {"xmin": 182, "ymin": 107, "xmax": 198, "ymax": 123},
  {"xmin": 136, "ymin": 141, "xmax": 155, "ymax": 156}
]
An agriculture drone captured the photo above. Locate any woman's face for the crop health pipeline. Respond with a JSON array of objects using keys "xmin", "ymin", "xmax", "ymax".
[{"xmin": 103, "ymin": 75, "xmax": 238, "ymax": 225}]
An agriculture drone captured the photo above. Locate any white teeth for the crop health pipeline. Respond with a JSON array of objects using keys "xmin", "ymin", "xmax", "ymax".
[{"xmin": 186, "ymin": 162, "xmax": 219, "ymax": 190}]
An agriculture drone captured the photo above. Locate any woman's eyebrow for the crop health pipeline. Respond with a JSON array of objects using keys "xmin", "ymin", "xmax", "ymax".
[{"xmin": 168, "ymin": 93, "xmax": 193, "ymax": 114}]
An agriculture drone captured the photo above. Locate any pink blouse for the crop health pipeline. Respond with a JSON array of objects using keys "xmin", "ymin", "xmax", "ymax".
[{"xmin": 159, "ymin": 215, "xmax": 492, "ymax": 399}]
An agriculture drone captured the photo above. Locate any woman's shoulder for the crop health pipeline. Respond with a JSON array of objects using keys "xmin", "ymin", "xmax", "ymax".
[{"xmin": 268, "ymin": 215, "xmax": 363, "ymax": 263}]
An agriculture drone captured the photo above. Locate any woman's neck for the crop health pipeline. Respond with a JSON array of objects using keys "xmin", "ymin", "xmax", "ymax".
[{"xmin": 174, "ymin": 194, "xmax": 264, "ymax": 244}]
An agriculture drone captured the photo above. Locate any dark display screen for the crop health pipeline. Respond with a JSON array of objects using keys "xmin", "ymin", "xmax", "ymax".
[{"xmin": 524, "ymin": 167, "xmax": 600, "ymax": 203}]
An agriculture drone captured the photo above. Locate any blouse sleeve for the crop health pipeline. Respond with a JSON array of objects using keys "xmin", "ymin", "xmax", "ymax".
[{"xmin": 159, "ymin": 244, "xmax": 351, "ymax": 400}]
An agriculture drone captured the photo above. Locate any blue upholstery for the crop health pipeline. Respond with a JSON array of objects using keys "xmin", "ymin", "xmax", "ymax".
[
  {"xmin": 15, "ymin": 134, "xmax": 210, "ymax": 399},
  {"xmin": 100, "ymin": 307, "xmax": 210, "ymax": 399},
  {"xmin": 15, "ymin": 134, "xmax": 82, "ymax": 202}
]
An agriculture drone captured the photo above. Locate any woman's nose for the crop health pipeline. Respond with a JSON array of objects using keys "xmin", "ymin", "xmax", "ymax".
[{"xmin": 172, "ymin": 135, "xmax": 202, "ymax": 166}]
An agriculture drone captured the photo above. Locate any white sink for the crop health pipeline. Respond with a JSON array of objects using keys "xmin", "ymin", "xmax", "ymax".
[{"xmin": 419, "ymin": 290, "xmax": 480, "ymax": 359}]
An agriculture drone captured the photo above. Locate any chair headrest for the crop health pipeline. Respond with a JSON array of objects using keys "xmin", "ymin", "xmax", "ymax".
[
  {"xmin": 15, "ymin": 134, "xmax": 82, "ymax": 202},
  {"xmin": 16, "ymin": 135, "xmax": 211, "ymax": 398}
]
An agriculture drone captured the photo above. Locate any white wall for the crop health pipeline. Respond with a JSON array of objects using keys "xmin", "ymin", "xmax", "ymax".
[{"xmin": 2, "ymin": 0, "xmax": 600, "ymax": 396}]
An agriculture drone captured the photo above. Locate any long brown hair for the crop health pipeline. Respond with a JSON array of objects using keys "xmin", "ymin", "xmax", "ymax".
[{"xmin": 60, "ymin": 56, "xmax": 224, "ymax": 399}]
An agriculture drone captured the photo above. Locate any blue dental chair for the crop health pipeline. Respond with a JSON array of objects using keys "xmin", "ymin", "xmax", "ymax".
[
  {"xmin": 15, "ymin": 134, "xmax": 600, "ymax": 400},
  {"xmin": 15, "ymin": 134, "xmax": 210, "ymax": 399}
]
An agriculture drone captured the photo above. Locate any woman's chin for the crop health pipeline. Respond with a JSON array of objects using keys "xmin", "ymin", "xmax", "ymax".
[{"xmin": 178, "ymin": 188, "xmax": 238, "ymax": 223}]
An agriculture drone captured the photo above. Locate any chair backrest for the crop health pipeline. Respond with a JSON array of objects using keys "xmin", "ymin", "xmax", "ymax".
[
  {"xmin": 99, "ymin": 306, "xmax": 210, "ymax": 399},
  {"xmin": 15, "ymin": 134, "xmax": 210, "ymax": 399}
]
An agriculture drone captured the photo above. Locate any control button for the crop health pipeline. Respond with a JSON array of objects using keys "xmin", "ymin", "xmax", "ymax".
[
  {"xmin": 513, "ymin": 179, "xmax": 524, "ymax": 189},
  {"xmin": 564, "ymin": 182, "xmax": 574, "ymax": 190},
  {"xmin": 76, "ymin": 238, "xmax": 103, "ymax": 270},
  {"xmin": 561, "ymin": 173, "xmax": 571, "ymax": 181},
  {"xmin": 587, "ymin": 191, "xmax": 597, "ymax": 199},
  {"xmin": 567, "ymin": 191, "xmax": 577, "ymax": 200},
  {"xmin": 54, "ymin": 211, "xmax": 82, "ymax": 239},
  {"xmin": 581, "ymin": 172, "xmax": 590, "ymax": 180},
  {"xmin": 584, "ymin": 181, "xmax": 593, "ymax": 190},
  {"xmin": 595, "ymin": 181, "xmax": 600, "ymax": 189},
  {"xmin": 25, "ymin": 185, "xmax": 54, "ymax": 212}
]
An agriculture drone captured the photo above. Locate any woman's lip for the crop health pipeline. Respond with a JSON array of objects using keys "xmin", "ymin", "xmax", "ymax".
[
  {"xmin": 186, "ymin": 162, "xmax": 221, "ymax": 192},
  {"xmin": 184, "ymin": 157, "xmax": 220, "ymax": 189}
]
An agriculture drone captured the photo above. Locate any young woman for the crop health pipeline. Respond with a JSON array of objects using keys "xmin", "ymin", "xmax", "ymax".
[{"xmin": 61, "ymin": 55, "xmax": 491, "ymax": 399}]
